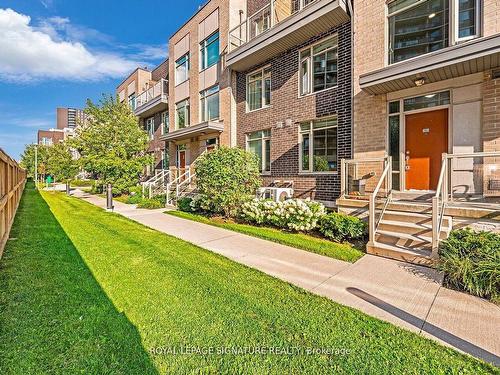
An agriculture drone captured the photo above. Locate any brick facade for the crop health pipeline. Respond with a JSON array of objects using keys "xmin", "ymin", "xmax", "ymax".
[
  {"xmin": 482, "ymin": 71, "xmax": 500, "ymax": 196},
  {"xmin": 235, "ymin": 22, "xmax": 352, "ymax": 202}
]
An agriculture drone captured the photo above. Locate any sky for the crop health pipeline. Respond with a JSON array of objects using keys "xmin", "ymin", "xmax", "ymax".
[{"xmin": 0, "ymin": 0, "xmax": 204, "ymax": 160}]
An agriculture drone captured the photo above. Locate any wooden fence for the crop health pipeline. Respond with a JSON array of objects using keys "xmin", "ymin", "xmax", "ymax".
[{"xmin": 0, "ymin": 148, "xmax": 26, "ymax": 258}]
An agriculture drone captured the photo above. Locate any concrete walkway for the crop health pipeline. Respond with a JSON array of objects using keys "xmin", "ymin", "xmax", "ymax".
[{"xmin": 73, "ymin": 190, "xmax": 500, "ymax": 366}]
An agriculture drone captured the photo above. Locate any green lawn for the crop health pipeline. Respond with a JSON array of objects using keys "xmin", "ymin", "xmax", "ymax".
[
  {"xmin": 0, "ymin": 184, "xmax": 496, "ymax": 374},
  {"xmin": 167, "ymin": 210, "xmax": 364, "ymax": 263}
]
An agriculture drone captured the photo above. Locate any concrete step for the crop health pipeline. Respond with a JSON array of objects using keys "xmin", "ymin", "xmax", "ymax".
[
  {"xmin": 382, "ymin": 210, "xmax": 452, "ymax": 227},
  {"xmin": 375, "ymin": 230, "xmax": 433, "ymax": 250},
  {"xmin": 367, "ymin": 242, "xmax": 434, "ymax": 267}
]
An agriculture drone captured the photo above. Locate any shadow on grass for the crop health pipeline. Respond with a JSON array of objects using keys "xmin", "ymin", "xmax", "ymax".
[{"xmin": 0, "ymin": 183, "xmax": 158, "ymax": 374}]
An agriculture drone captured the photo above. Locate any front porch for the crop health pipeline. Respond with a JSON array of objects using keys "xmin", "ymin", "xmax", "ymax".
[{"xmin": 337, "ymin": 153, "xmax": 500, "ymax": 265}]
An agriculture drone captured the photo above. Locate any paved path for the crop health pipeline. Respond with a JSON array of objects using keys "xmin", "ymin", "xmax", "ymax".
[{"xmin": 73, "ymin": 190, "xmax": 500, "ymax": 366}]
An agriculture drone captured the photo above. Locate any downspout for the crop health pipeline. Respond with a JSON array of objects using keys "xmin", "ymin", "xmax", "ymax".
[{"xmin": 346, "ymin": 0, "xmax": 354, "ymax": 161}]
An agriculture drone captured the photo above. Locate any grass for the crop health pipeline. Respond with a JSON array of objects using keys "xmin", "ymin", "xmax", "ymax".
[
  {"xmin": 0, "ymin": 184, "xmax": 496, "ymax": 374},
  {"xmin": 167, "ymin": 210, "xmax": 364, "ymax": 263}
]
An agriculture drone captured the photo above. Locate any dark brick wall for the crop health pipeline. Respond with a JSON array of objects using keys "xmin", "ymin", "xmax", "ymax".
[{"xmin": 235, "ymin": 22, "xmax": 352, "ymax": 202}]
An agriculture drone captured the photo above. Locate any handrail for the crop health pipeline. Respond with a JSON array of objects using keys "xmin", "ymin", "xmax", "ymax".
[
  {"xmin": 142, "ymin": 169, "xmax": 169, "ymax": 198},
  {"xmin": 368, "ymin": 157, "xmax": 392, "ymax": 247},
  {"xmin": 444, "ymin": 151, "xmax": 500, "ymax": 158},
  {"xmin": 135, "ymin": 79, "xmax": 168, "ymax": 109},
  {"xmin": 432, "ymin": 154, "xmax": 448, "ymax": 257}
]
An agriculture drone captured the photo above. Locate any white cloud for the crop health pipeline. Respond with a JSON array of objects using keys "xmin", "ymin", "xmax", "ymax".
[{"xmin": 0, "ymin": 8, "xmax": 141, "ymax": 82}]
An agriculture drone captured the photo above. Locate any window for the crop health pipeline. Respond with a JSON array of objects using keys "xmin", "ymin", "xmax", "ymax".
[
  {"xmin": 247, "ymin": 67, "xmax": 271, "ymax": 111},
  {"xmin": 146, "ymin": 117, "xmax": 155, "ymax": 140},
  {"xmin": 162, "ymin": 111, "xmax": 169, "ymax": 135},
  {"xmin": 175, "ymin": 54, "xmax": 189, "ymax": 85},
  {"xmin": 388, "ymin": 101, "xmax": 401, "ymax": 190},
  {"xmin": 455, "ymin": 0, "xmax": 479, "ymax": 41},
  {"xmin": 300, "ymin": 36, "xmax": 338, "ymax": 95},
  {"xmin": 388, "ymin": 0, "xmax": 479, "ymax": 64},
  {"xmin": 175, "ymin": 100, "xmax": 190, "ymax": 129},
  {"xmin": 403, "ymin": 90, "xmax": 450, "ymax": 111},
  {"xmin": 200, "ymin": 85, "xmax": 220, "ymax": 121},
  {"xmin": 300, "ymin": 118, "xmax": 338, "ymax": 172},
  {"xmin": 128, "ymin": 93, "xmax": 136, "ymax": 110},
  {"xmin": 41, "ymin": 137, "xmax": 53, "ymax": 146},
  {"xmin": 205, "ymin": 137, "xmax": 218, "ymax": 152},
  {"xmin": 200, "ymin": 32, "xmax": 219, "ymax": 70},
  {"xmin": 246, "ymin": 130, "xmax": 271, "ymax": 173},
  {"xmin": 162, "ymin": 147, "xmax": 169, "ymax": 170}
]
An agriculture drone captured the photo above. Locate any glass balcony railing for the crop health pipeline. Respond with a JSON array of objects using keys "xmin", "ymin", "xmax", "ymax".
[
  {"xmin": 135, "ymin": 79, "xmax": 168, "ymax": 110},
  {"xmin": 229, "ymin": 0, "xmax": 318, "ymax": 52}
]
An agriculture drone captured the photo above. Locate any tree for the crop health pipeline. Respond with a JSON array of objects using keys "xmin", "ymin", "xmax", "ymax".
[
  {"xmin": 19, "ymin": 144, "xmax": 49, "ymax": 181},
  {"xmin": 194, "ymin": 147, "xmax": 261, "ymax": 217},
  {"xmin": 71, "ymin": 95, "xmax": 152, "ymax": 195},
  {"xmin": 46, "ymin": 143, "xmax": 79, "ymax": 194}
]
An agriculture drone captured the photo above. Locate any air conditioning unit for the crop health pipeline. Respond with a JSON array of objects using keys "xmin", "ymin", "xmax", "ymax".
[{"xmin": 257, "ymin": 187, "xmax": 294, "ymax": 202}]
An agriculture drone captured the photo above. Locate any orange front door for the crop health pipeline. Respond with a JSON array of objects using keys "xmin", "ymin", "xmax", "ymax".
[{"xmin": 405, "ymin": 109, "xmax": 448, "ymax": 191}]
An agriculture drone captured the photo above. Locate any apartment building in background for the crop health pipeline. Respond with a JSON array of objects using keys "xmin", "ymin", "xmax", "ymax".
[
  {"xmin": 227, "ymin": 0, "xmax": 352, "ymax": 205},
  {"xmin": 116, "ymin": 61, "xmax": 169, "ymax": 176},
  {"xmin": 37, "ymin": 107, "xmax": 85, "ymax": 146}
]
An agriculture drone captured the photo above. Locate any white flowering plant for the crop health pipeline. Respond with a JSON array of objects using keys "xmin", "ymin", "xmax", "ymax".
[{"xmin": 240, "ymin": 198, "xmax": 326, "ymax": 232}]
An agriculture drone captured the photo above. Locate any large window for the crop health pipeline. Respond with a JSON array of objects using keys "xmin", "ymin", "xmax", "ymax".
[
  {"xmin": 403, "ymin": 90, "xmax": 450, "ymax": 111},
  {"xmin": 246, "ymin": 130, "xmax": 271, "ymax": 173},
  {"xmin": 200, "ymin": 85, "xmax": 220, "ymax": 121},
  {"xmin": 388, "ymin": 0, "xmax": 479, "ymax": 64},
  {"xmin": 128, "ymin": 93, "xmax": 136, "ymax": 110},
  {"xmin": 146, "ymin": 117, "xmax": 155, "ymax": 140},
  {"xmin": 246, "ymin": 67, "xmax": 271, "ymax": 112},
  {"xmin": 300, "ymin": 118, "xmax": 338, "ymax": 172},
  {"xmin": 200, "ymin": 32, "xmax": 219, "ymax": 70},
  {"xmin": 300, "ymin": 36, "xmax": 338, "ymax": 96},
  {"xmin": 175, "ymin": 54, "xmax": 189, "ymax": 85},
  {"xmin": 175, "ymin": 100, "xmax": 190, "ymax": 129}
]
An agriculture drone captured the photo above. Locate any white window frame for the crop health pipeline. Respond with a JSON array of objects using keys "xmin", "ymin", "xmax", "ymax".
[
  {"xmin": 299, "ymin": 34, "xmax": 339, "ymax": 97},
  {"xmin": 200, "ymin": 31, "xmax": 220, "ymax": 71},
  {"xmin": 386, "ymin": 0, "xmax": 481, "ymax": 65},
  {"xmin": 299, "ymin": 117, "xmax": 338, "ymax": 174},
  {"xmin": 175, "ymin": 53, "xmax": 190, "ymax": 85},
  {"xmin": 175, "ymin": 100, "xmax": 190, "ymax": 130},
  {"xmin": 161, "ymin": 111, "xmax": 169, "ymax": 135},
  {"xmin": 146, "ymin": 117, "xmax": 155, "ymax": 140},
  {"xmin": 453, "ymin": 0, "xmax": 480, "ymax": 43},
  {"xmin": 200, "ymin": 85, "xmax": 220, "ymax": 122},
  {"xmin": 246, "ymin": 129, "xmax": 271, "ymax": 174},
  {"xmin": 246, "ymin": 66, "xmax": 271, "ymax": 112}
]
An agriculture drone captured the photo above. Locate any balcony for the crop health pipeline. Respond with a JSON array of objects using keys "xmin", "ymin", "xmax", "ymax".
[
  {"xmin": 227, "ymin": 0, "xmax": 349, "ymax": 71},
  {"xmin": 134, "ymin": 79, "xmax": 168, "ymax": 118}
]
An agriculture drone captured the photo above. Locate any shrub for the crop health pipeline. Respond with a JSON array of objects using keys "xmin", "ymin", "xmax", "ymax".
[
  {"xmin": 126, "ymin": 193, "xmax": 143, "ymax": 205},
  {"xmin": 71, "ymin": 179, "xmax": 94, "ymax": 187},
  {"xmin": 194, "ymin": 147, "xmax": 261, "ymax": 217},
  {"xmin": 177, "ymin": 197, "xmax": 193, "ymax": 212},
  {"xmin": 438, "ymin": 229, "xmax": 499, "ymax": 302},
  {"xmin": 318, "ymin": 213, "xmax": 367, "ymax": 242},
  {"xmin": 137, "ymin": 197, "xmax": 164, "ymax": 209},
  {"xmin": 240, "ymin": 198, "xmax": 326, "ymax": 232}
]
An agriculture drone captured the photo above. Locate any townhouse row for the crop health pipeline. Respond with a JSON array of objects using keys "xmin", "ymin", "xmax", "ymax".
[{"xmin": 117, "ymin": 0, "xmax": 500, "ymax": 263}]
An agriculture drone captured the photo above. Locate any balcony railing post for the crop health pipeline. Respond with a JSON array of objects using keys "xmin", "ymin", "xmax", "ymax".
[
  {"xmin": 270, "ymin": 0, "xmax": 275, "ymax": 27},
  {"xmin": 340, "ymin": 159, "xmax": 346, "ymax": 197}
]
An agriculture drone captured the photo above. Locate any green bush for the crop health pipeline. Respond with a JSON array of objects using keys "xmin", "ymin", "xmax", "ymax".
[
  {"xmin": 177, "ymin": 197, "xmax": 193, "ymax": 212},
  {"xmin": 318, "ymin": 213, "xmax": 367, "ymax": 242},
  {"xmin": 137, "ymin": 197, "xmax": 164, "ymax": 209},
  {"xmin": 126, "ymin": 193, "xmax": 143, "ymax": 204},
  {"xmin": 194, "ymin": 147, "xmax": 261, "ymax": 217},
  {"xmin": 438, "ymin": 229, "xmax": 499, "ymax": 302}
]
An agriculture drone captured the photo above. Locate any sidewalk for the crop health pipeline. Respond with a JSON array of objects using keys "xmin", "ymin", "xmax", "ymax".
[{"xmin": 73, "ymin": 190, "xmax": 500, "ymax": 366}]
